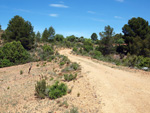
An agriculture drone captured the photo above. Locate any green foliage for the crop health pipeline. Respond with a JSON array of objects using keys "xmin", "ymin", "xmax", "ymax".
[
  {"xmin": 60, "ymin": 61, "xmax": 65, "ymax": 66},
  {"xmin": 35, "ymin": 79, "xmax": 46, "ymax": 99},
  {"xmin": 2, "ymin": 15, "xmax": 35, "ymax": 50},
  {"xmin": 64, "ymin": 73, "xmax": 77, "ymax": 81},
  {"xmin": 83, "ymin": 45, "xmax": 93, "ymax": 52},
  {"xmin": 70, "ymin": 62, "xmax": 79, "ymax": 70},
  {"xmin": 99, "ymin": 25, "xmax": 115, "ymax": 55},
  {"xmin": 55, "ymin": 34, "xmax": 64, "ymax": 41},
  {"xmin": 90, "ymin": 50, "xmax": 102, "ymax": 59},
  {"xmin": 35, "ymin": 31, "xmax": 41, "ymax": 43},
  {"xmin": 65, "ymin": 41, "xmax": 71, "ymax": 48},
  {"xmin": 84, "ymin": 39, "xmax": 93, "ymax": 46},
  {"xmin": 113, "ymin": 33, "xmax": 124, "ymax": 44},
  {"xmin": 40, "ymin": 44, "xmax": 54, "ymax": 61},
  {"xmin": 60, "ymin": 55, "xmax": 70, "ymax": 65},
  {"xmin": 42, "ymin": 44, "xmax": 54, "ymax": 54},
  {"xmin": 73, "ymin": 47, "xmax": 77, "ymax": 52},
  {"xmin": 41, "ymin": 26, "xmax": 55, "ymax": 42},
  {"xmin": 123, "ymin": 55, "xmax": 150, "ymax": 68},
  {"xmin": 41, "ymin": 28, "xmax": 49, "ymax": 42},
  {"xmin": 0, "ymin": 41, "xmax": 30, "ymax": 67},
  {"xmin": 66, "ymin": 35, "xmax": 76, "ymax": 42},
  {"xmin": 91, "ymin": 33, "xmax": 98, "ymax": 41},
  {"xmin": 122, "ymin": 17, "xmax": 150, "ymax": 57},
  {"xmin": 83, "ymin": 39, "xmax": 93, "ymax": 52},
  {"xmin": 0, "ymin": 24, "xmax": 1, "ymax": 31},
  {"xmin": 48, "ymin": 26, "xmax": 55, "ymax": 41},
  {"xmin": 47, "ymin": 81, "xmax": 67, "ymax": 99},
  {"xmin": 0, "ymin": 59, "xmax": 12, "ymax": 68}
]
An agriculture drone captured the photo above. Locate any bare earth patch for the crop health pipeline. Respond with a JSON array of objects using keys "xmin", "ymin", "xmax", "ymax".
[{"xmin": 0, "ymin": 60, "xmax": 101, "ymax": 112}]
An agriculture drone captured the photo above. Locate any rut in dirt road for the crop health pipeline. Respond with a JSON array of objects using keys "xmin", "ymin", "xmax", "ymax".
[{"xmin": 59, "ymin": 49, "xmax": 150, "ymax": 113}]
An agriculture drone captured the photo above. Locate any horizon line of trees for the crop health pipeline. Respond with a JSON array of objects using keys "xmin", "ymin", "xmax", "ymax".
[{"xmin": 0, "ymin": 15, "xmax": 150, "ymax": 58}]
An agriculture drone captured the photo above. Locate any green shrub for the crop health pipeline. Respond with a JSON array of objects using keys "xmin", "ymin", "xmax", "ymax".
[
  {"xmin": 83, "ymin": 45, "xmax": 93, "ymax": 52},
  {"xmin": 42, "ymin": 44, "xmax": 54, "ymax": 55},
  {"xmin": 47, "ymin": 81, "xmax": 67, "ymax": 99},
  {"xmin": 60, "ymin": 61, "xmax": 65, "ymax": 66},
  {"xmin": 136, "ymin": 56, "xmax": 150, "ymax": 68},
  {"xmin": 20, "ymin": 70, "xmax": 23, "ymax": 75},
  {"xmin": 35, "ymin": 79, "xmax": 46, "ymax": 99},
  {"xmin": 70, "ymin": 62, "xmax": 80, "ymax": 70},
  {"xmin": 64, "ymin": 73, "xmax": 77, "ymax": 81},
  {"xmin": 0, "ymin": 41, "xmax": 30, "ymax": 65},
  {"xmin": 90, "ymin": 50, "xmax": 102, "ymax": 59},
  {"xmin": 66, "ymin": 41, "xmax": 71, "ymax": 48},
  {"xmin": 123, "ymin": 55, "xmax": 150, "ymax": 68},
  {"xmin": 73, "ymin": 47, "xmax": 77, "ymax": 52},
  {"xmin": 55, "ymin": 34, "xmax": 64, "ymax": 42},
  {"xmin": 0, "ymin": 59, "xmax": 13, "ymax": 68},
  {"xmin": 60, "ymin": 55, "xmax": 70, "ymax": 65},
  {"xmin": 40, "ymin": 45, "xmax": 54, "ymax": 61}
]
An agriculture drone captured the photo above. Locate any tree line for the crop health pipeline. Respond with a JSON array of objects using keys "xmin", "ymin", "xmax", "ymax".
[{"xmin": 0, "ymin": 15, "xmax": 150, "ymax": 68}]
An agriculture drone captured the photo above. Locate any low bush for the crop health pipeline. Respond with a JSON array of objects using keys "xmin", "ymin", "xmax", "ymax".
[
  {"xmin": 59, "ymin": 55, "xmax": 70, "ymax": 66},
  {"xmin": 0, "ymin": 41, "xmax": 30, "ymax": 68},
  {"xmin": 39, "ymin": 44, "xmax": 54, "ymax": 61},
  {"xmin": 65, "ymin": 41, "xmax": 71, "ymax": 48},
  {"xmin": 42, "ymin": 44, "xmax": 54, "ymax": 55},
  {"xmin": 70, "ymin": 62, "xmax": 80, "ymax": 70},
  {"xmin": 60, "ymin": 61, "xmax": 65, "ymax": 66},
  {"xmin": 90, "ymin": 50, "xmax": 102, "ymax": 59},
  {"xmin": 64, "ymin": 73, "xmax": 77, "ymax": 81},
  {"xmin": 47, "ymin": 81, "xmax": 67, "ymax": 99},
  {"xmin": 83, "ymin": 45, "xmax": 93, "ymax": 52},
  {"xmin": 73, "ymin": 47, "xmax": 77, "ymax": 52},
  {"xmin": 35, "ymin": 79, "xmax": 46, "ymax": 99},
  {"xmin": 62, "ymin": 55, "xmax": 70, "ymax": 64},
  {"xmin": 0, "ymin": 59, "xmax": 13, "ymax": 68},
  {"xmin": 123, "ymin": 55, "xmax": 150, "ymax": 68}
]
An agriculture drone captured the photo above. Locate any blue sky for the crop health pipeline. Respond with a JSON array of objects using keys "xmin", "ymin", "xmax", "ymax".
[{"xmin": 0, "ymin": 0, "xmax": 150, "ymax": 39}]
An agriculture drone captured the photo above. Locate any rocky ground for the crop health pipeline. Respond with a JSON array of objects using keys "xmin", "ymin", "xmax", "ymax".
[{"xmin": 0, "ymin": 60, "xmax": 101, "ymax": 113}]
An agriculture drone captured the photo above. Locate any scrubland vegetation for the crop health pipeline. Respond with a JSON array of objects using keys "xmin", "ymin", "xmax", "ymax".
[{"xmin": 0, "ymin": 15, "xmax": 150, "ymax": 112}]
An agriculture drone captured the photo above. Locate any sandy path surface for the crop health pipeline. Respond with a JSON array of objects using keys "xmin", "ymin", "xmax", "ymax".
[{"xmin": 59, "ymin": 49, "xmax": 150, "ymax": 113}]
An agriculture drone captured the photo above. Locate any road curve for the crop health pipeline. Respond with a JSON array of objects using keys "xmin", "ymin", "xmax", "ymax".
[{"xmin": 59, "ymin": 49, "xmax": 150, "ymax": 113}]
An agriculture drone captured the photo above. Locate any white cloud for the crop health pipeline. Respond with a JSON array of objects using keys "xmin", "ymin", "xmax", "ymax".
[
  {"xmin": 49, "ymin": 4, "xmax": 69, "ymax": 8},
  {"xmin": 49, "ymin": 14, "xmax": 58, "ymax": 17},
  {"xmin": 116, "ymin": 0, "xmax": 124, "ymax": 2},
  {"xmin": 114, "ymin": 16, "xmax": 123, "ymax": 19},
  {"xmin": 87, "ymin": 11, "xmax": 96, "ymax": 14}
]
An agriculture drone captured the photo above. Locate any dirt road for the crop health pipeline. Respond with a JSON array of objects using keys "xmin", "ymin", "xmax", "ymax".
[{"xmin": 59, "ymin": 49, "xmax": 150, "ymax": 113}]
